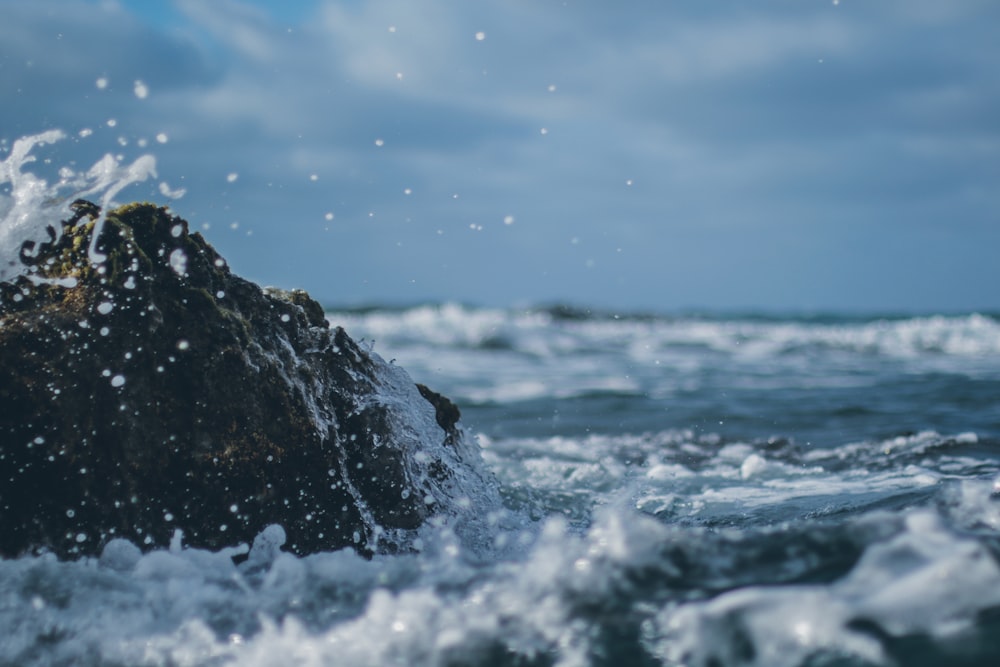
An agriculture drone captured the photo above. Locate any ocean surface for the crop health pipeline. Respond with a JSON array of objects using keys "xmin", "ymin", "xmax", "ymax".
[
  {"xmin": 4, "ymin": 134, "xmax": 1000, "ymax": 665},
  {"xmin": 3, "ymin": 301, "xmax": 1000, "ymax": 666}
]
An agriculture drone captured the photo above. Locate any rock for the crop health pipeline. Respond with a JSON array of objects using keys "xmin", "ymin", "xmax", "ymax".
[{"xmin": 0, "ymin": 202, "xmax": 495, "ymax": 559}]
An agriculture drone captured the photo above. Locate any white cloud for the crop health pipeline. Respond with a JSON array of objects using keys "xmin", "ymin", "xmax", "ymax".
[{"xmin": 3, "ymin": 0, "xmax": 999, "ymax": 309}]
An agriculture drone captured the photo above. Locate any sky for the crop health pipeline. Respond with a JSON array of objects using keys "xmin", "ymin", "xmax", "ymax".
[{"xmin": 1, "ymin": 0, "xmax": 998, "ymax": 313}]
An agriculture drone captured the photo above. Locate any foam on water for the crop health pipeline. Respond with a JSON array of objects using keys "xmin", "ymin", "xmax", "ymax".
[
  {"xmin": 331, "ymin": 304, "xmax": 1000, "ymax": 362},
  {"xmin": 483, "ymin": 429, "xmax": 1000, "ymax": 530},
  {"xmin": 653, "ymin": 504, "xmax": 1000, "ymax": 667},
  {"xmin": 331, "ymin": 305, "xmax": 1000, "ymax": 410},
  {"xmin": 4, "ymin": 478, "xmax": 1000, "ymax": 667}
]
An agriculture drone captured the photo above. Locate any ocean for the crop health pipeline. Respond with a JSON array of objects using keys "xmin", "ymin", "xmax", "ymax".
[
  {"xmin": 3, "ymin": 301, "xmax": 1000, "ymax": 666},
  {"xmin": 4, "ymin": 133, "xmax": 1000, "ymax": 665}
]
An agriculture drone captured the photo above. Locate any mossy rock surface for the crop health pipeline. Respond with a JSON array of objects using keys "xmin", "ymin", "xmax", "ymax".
[{"xmin": 0, "ymin": 202, "xmax": 470, "ymax": 559}]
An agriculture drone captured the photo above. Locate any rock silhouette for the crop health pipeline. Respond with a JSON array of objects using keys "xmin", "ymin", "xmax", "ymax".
[{"xmin": 0, "ymin": 202, "xmax": 489, "ymax": 559}]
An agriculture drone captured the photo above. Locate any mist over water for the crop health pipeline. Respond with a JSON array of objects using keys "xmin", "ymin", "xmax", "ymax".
[{"xmin": 4, "ymin": 137, "xmax": 1000, "ymax": 666}]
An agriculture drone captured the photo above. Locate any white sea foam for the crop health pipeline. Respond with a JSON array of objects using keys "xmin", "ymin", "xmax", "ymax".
[
  {"xmin": 0, "ymin": 130, "xmax": 157, "ymax": 282},
  {"xmin": 483, "ymin": 429, "xmax": 994, "ymax": 528},
  {"xmin": 5, "ymin": 486, "xmax": 1000, "ymax": 667},
  {"xmin": 653, "ymin": 503, "xmax": 1000, "ymax": 667},
  {"xmin": 332, "ymin": 304, "xmax": 1000, "ymax": 361},
  {"xmin": 331, "ymin": 305, "xmax": 1000, "ymax": 408}
]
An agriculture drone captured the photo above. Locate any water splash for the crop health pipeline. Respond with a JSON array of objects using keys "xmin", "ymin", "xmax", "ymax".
[{"xmin": 0, "ymin": 130, "xmax": 158, "ymax": 282}]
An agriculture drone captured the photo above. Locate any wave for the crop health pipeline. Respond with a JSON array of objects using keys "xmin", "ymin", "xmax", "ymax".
[
  {"xmin": 328, "ymin": 302, "xmax": 1000, "ymax": 360},
  {"xmin": 483, "ymin": 428, "xmax": 1000, "ymax": 529},
  {"xmin": 4, "ymin": 469, "xmax": 1000, "ymax": 667}
]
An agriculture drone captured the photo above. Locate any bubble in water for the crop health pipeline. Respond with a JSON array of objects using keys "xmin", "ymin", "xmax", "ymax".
[
  {"xmin": 96, "ymin": 77, "xmax": 109, "ymax": 90},
  {"xmin": 110, "ymin": 375, "xmax": 125, "ymax": 388},
  {"xmin": 227, "ymin": 172, "xmax": 239, "ymax": 183},
  {"xmin": 133, "ymin": 80, "xmax": 148, "ymax": 99}
]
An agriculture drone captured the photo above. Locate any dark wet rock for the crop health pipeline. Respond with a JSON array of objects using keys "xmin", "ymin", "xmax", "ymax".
[{"xmin": 0, "ymin": 202, "xmax": 493, "ymax": 559}]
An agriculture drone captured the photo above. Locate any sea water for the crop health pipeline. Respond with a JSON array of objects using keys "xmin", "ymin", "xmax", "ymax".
[{"xmin": 3, "ymin": 136, "xmax": 1000, "ymax": 666}]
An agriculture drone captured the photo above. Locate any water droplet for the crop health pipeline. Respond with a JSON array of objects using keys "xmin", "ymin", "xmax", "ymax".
[{"xmin": 169, "ymin": 249, "xmax": 187, "ymax": 276}]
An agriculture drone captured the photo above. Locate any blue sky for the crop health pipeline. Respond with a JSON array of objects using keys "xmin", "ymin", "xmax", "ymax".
[{"xmin": 1, "ymin": 0, "xmax": 998, "ymax": 312}]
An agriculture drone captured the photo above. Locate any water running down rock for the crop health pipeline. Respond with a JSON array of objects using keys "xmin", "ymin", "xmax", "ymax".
[{"xmin": 0, "ymin": 201, "xmax": 497, "ymax": 559}]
